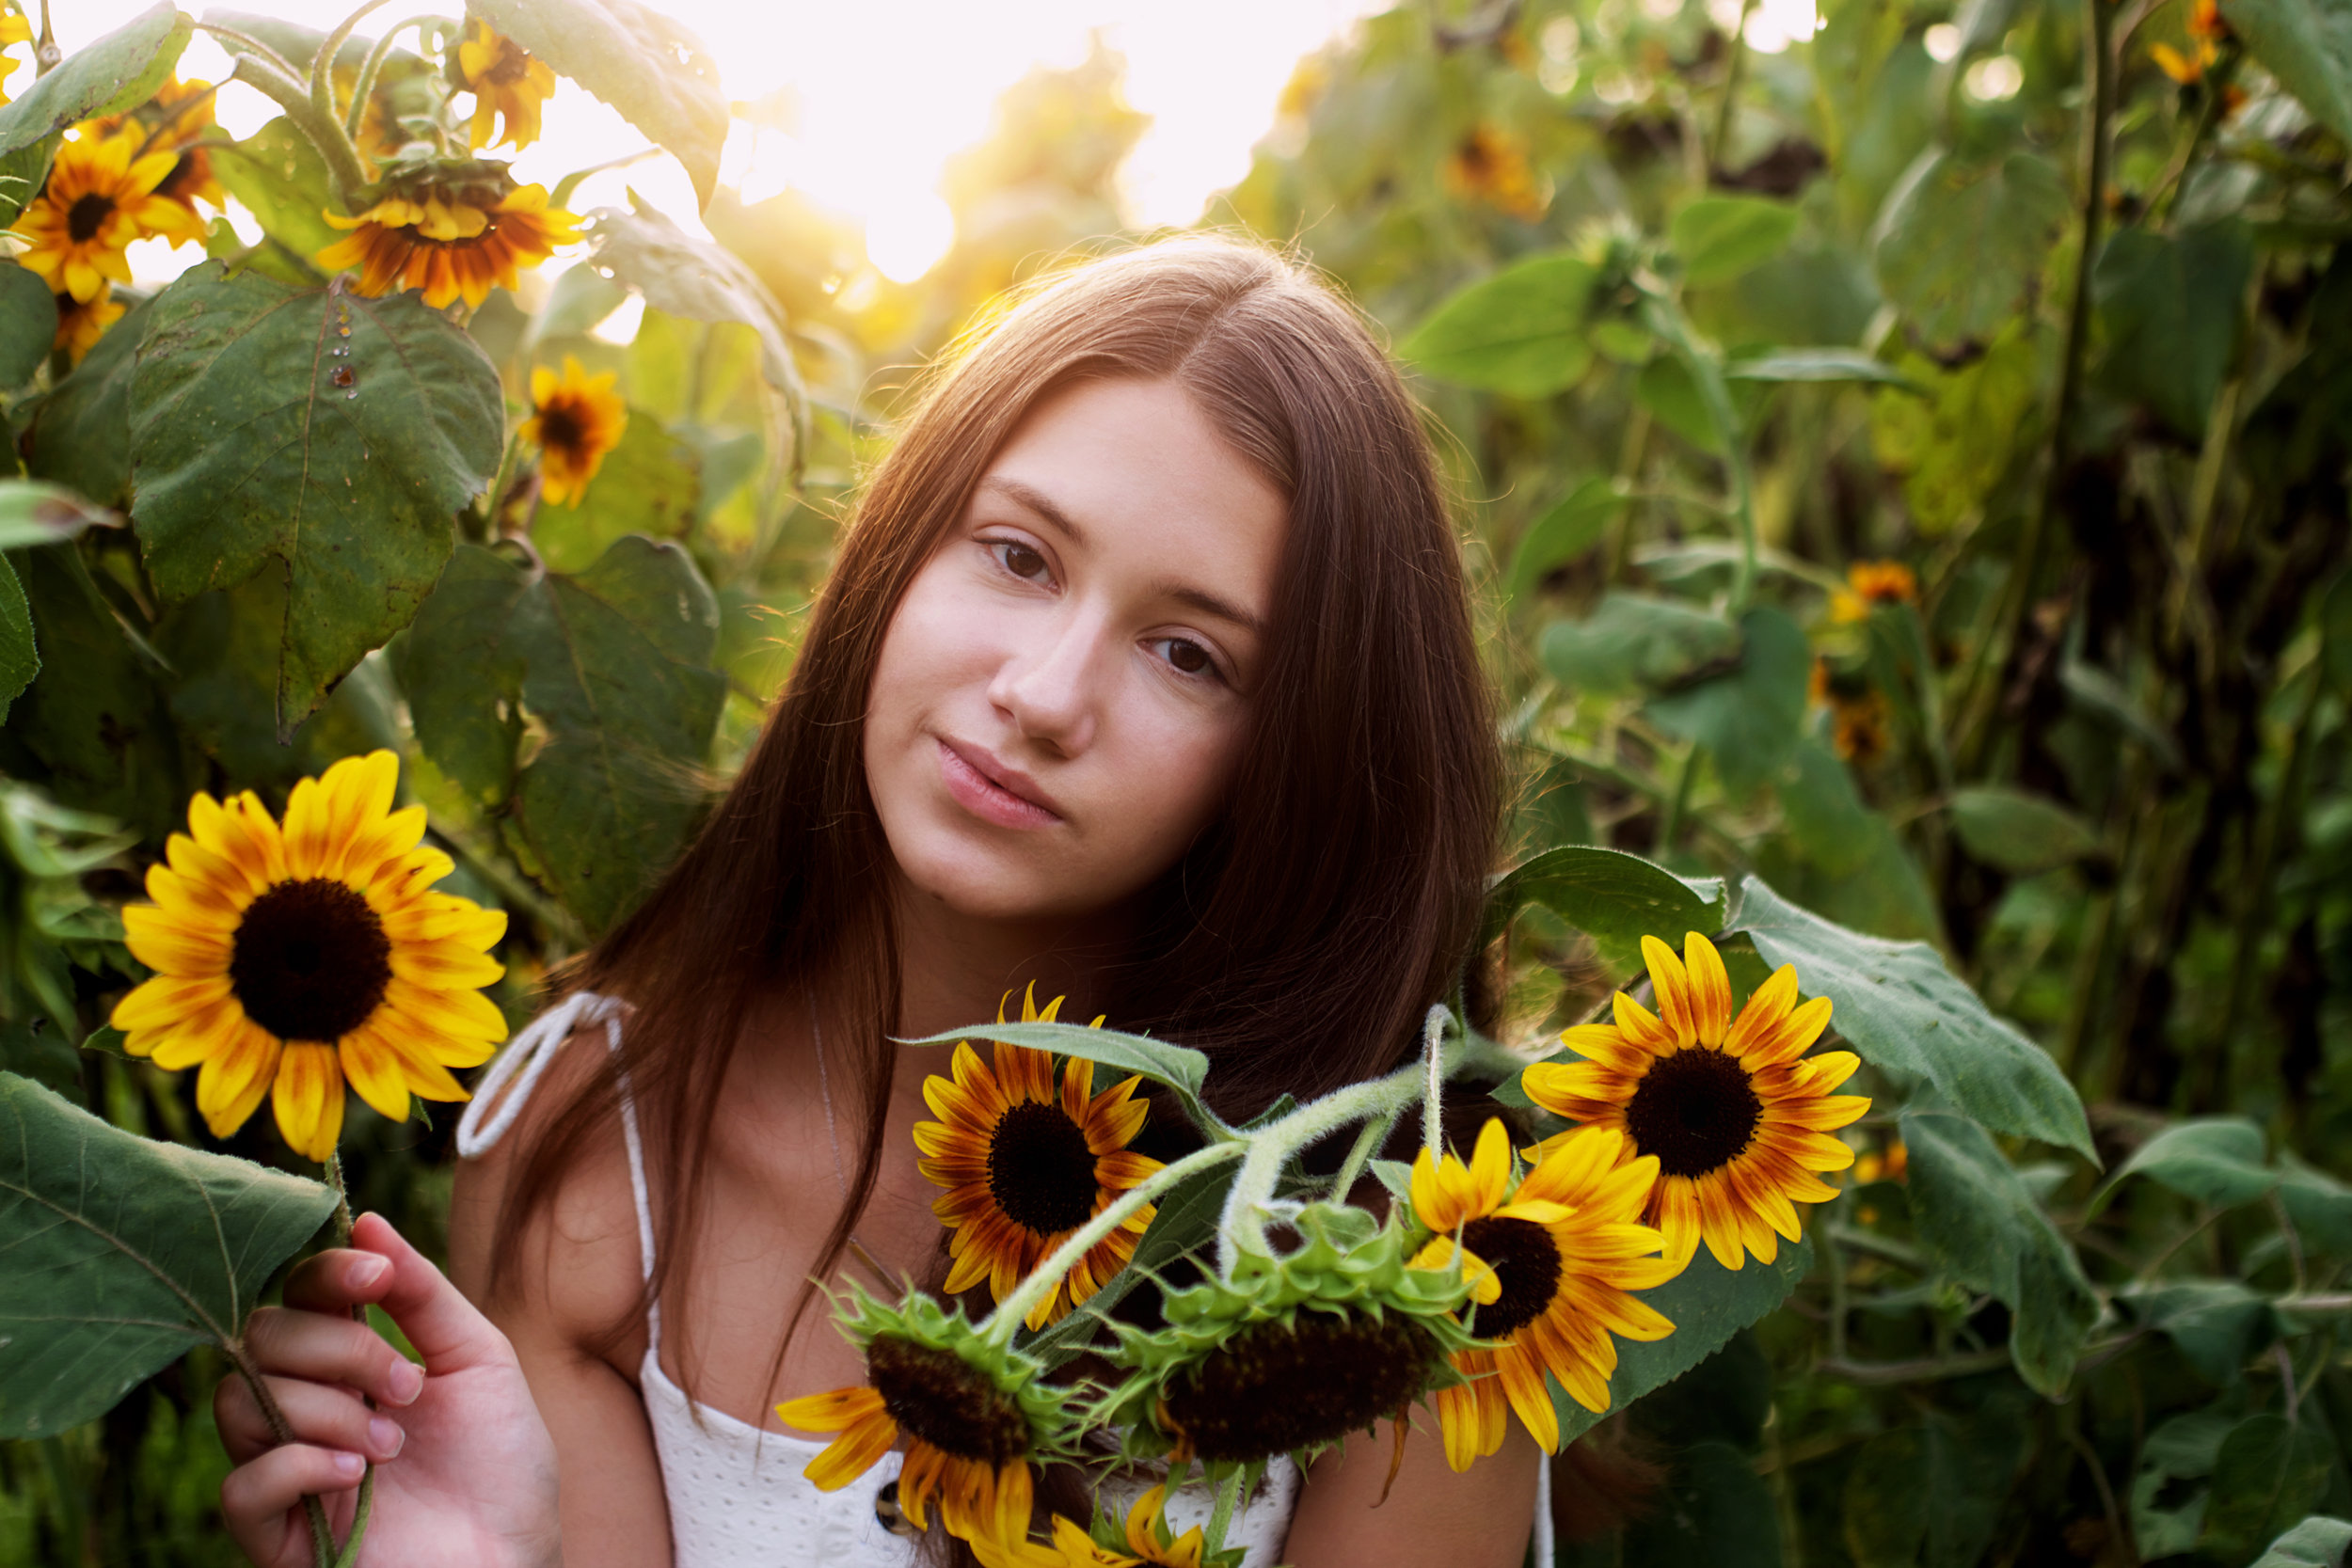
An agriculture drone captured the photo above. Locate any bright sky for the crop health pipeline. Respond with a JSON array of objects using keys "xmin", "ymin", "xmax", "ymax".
[{"xmin": 63, "ymin": 0, "xmax": 1381, "ymax": 288}]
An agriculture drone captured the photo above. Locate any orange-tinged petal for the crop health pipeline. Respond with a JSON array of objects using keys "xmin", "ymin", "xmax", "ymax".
[
  {"xmin": 273, "ymin": 1041, "xmax": 345, "ymax": 1160},
  {"xmin": 1682, "ymin": 931, "xmax": 1733, "ymax": 1046},
  {"xmin": 198, "ymin": 1023, "xmax": 279, "ymax": 1137},
  {"xmin": 1611, "ymin": 990, "xmax": 1675, "ymax": 1052},
  {"xmin": 1724, "ymin": 964, "xmax": 1799, "ymax": 1054},
  {"xmin": 1641, "ymin": 935, "xmax": 1693, "ymax": 1043}
]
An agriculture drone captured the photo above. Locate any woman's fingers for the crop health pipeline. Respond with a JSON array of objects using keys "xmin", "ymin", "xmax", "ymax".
[
  {"xmin": 280, "ymin": 1247, "xmax": 395, "ymax": 1315},
  {"xmin": 218, "ymin": 1442, "xmax": 365, "ymax": 1565},
  {"xmin": 350, "ymin": 1211, "xmax": 516, "ymax": 1377},
  {"xmin": 215, "ymin": 1371, "xmax": 405, "ymax": 1466},
  {"xmin": 242, "ymin": 1304, "xmax": 425, "ymax": 1409}
]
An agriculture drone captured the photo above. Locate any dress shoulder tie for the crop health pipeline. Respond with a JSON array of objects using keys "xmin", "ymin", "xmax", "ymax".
[{"xmin": 453, "ymin": 988, "xmax": 625, "ymax": 1158}]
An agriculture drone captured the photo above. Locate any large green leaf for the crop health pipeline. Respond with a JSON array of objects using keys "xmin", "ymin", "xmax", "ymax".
[
  {"xmin": 2203, "ymin": 1416, "xmax": 2339, "ymax": 1562},
  {"xmin": 1558, "ymin": 1238, "xmax": 1812, "ymax": 1445},
  {"xmin": 1872, "ymin": 150, "xmax": 2070, "ymax": 350},
  {"xmin": 1901, "ymin": 1111, "xmax": 2099, "ymax": 1395},
  {"xmin": 1538, "ymin": 592, "xmax": 1740, "ymax": 694},
  {"xmin": 529, "ymin": 413, "xmax": 701, "ymax": 574},
  {"xmin": 1730, "ymin": 878, "xmax": 2095, "ymax": 1159},
  {"xmin": 1948, "ymin": 784, "xmax": 2101, "ymax": 874},
  {"xmin": 1480, "ymin": 844, "xmax": 1726, "ymax": 955},
  {"xmin": 397, "ymin": 538, "xmax": 724, "ymax": 933},
  {"xmin": 2119, "ymin": 1280, "xmax": 2280, "ymax": 1383},
  {"xmin": 1618, "ymin": 1440, "xmax": 1781, "ymax": 1566},
  {"xmin": 127, "ymin": 263, "xmax": 502, "ymax": 738},
  {"xmin": 583, "ymin": 202, "xmax": 803, "ymax": 479},
  {"xmin": 0, "ymin": 1071, "xmax": 338, "ymax": 1437},
  {"xmin": 1401, "ymin": 251, "xmax": 1597, "ymax": 399},
  {"xmin": 1672, "ymin": 196, "xmax": 1800, "ymax": 289},
  {"xmin": 2221, "ymin": 0, "xmax": 2352, "ymax": 143},
  {"xmin": 0, "ymin": 262, "xmax": 56, "ymax": 390},
  {"xmin": 2093, "ymin": 225, "xmax": 2255, "ymax": 441},
  {"xmin": 205, "ymin": 117, "xmax": 338, "ymax": 272},
  {"xmin": 2252, "ymin": 1517, "xmax": 2352, "ymax": 1568},
  {"xmin": 0, "ymin": 4, "xmax": 190, "ymax": 163},
  {"xmin": 26, "ymin": 295, "xmax": 149, "ymax": 511},
  {"xmin": 898, "ymin": 1019, "xmax": 1218, "ymax": 1138},
  {"xmin": 0, "ymin": 556, "xmax": 33, "ymax": 723},
  {"xmin": 1774, "ymin": 736, "xmax": 1878, "ymax": 878},
  {"xmin": 1502, "ymin": 477, "xmax": 1624, "ymax": 603},
  {"xmin": 1842, "ymin": 1403, "xmax": 2031, "ymax": 1568},
  {"xmin": 2277, "ymin": 1156, "xmax": 2352, "ymax": 1256},
  {"xmin": 470, "ymin": 0, "xmax": 728, "ymax": 207},
  {"xmin": 1645, "ymin": 606, "xmax": 1810, "ymax": 797},
  {"xmin": 2104, "ymin": 1117, "xmax": 2277, "ymax": 1210}
]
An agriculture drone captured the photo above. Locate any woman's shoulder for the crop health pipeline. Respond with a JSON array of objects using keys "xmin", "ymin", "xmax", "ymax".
[{"xmin": 448, "ymin": 1011, "xmax": 651, "ymax": 1364}]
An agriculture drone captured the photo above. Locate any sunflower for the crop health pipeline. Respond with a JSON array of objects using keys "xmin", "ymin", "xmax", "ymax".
[
  {"xmin": 1829, "ymin": 559, "xmax": 1918, "ymax": 623},
  {"xmin": 316, "ymin": 174, "xmax": 579, "ymax": 311},
  {"xmin": 53, "ymin": 285, "xmax": 123, "ymax": 365},
  {"xmin": 1104, "ymin": 1203, "xmax": 1478, "ymax": 1466},
  {"xmin": 454, "ymin": 20, "xmax": 557, "ymax": 150},
  {"xmin": 134, "ymin": 77, "xmax": 227, "ymax": 248},
  {"xmin": 107, "ymin": 750, "xmax": 509, "ymax": 1162},
  {"xmin": 1406, "ymin": 1120, "xmax": 1677, "ymax": 1469},
  {"xmin": 1016, "ymin": 1489, "xmax": 1207, "ymax": 1568},
  {"xmin": 0, "ymin": 8, "xmax": 31, "ymax": 105},
  {"xmin": 777, "ymin": 1290, "xmax": 1083, "ymax": 1557},
  {"xmin": 1521, "ymin": 932, "xmax": 1867, "ymax": 1273},
  {"xmin": 915, "ymin": 986, "xmax": 1164, "ymax": 1331},
  {"xmin": 11, "ymin": 128, "xmax": 183, "ymax": 302},
  {"xmin": 521, "ymin": 356, "xmax": 628, "ymax": 508},
  {"xmin": 1443, "ymin": 123, "xmax": 1548, "ymax": 221}
]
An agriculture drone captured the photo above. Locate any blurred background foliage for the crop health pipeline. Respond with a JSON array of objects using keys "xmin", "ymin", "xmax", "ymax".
[{"xmin": 4, "ymin": 0, "xmax": 2352, "ymax": 1560}]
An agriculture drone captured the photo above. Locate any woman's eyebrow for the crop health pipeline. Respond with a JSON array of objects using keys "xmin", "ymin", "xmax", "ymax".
[
  {"xmin": 1155, "ymin": 580, "xmax": 1264, "ymax": 637},
  {"xmin": 978, "ymin": 475, "xmax": 1263, "ymax": 637},
  {"xmin": 977, "ymin": 476, "xmax": 1088, "ymax": 545}
]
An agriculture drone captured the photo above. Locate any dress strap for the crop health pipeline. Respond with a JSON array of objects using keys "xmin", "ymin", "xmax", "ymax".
[{"xmin": 453, "ymin": 989, "xmax": 664, "ymax": 1351}]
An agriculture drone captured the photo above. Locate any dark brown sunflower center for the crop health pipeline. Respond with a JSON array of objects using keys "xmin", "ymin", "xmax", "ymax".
[
  {"xmin": 536, "ymin": 402, "xmax": 583, "ymax": 455},
  {"xmin": 1458, "ymin": 1216, "xmax": 1563, "ymax": 1339},
  {"xmin": 1625, "ymin": 1046, "xmax": 1762, "ymax": 1178},
  {"xmin": 986, "ymin": 1101, "xmax": 1098, "ymax": 1236},
  {"xmin": 229, "ymin": 878, "xmax": 392, "ymax": 1042},
  {"xmin": 158, "ymin": 151, "xmax": 202, "ymax": 203},
  {"xmin": 67, "ymin": 193, "xmax": 115, "ymax": 243},
  {"xmin": 1161, "ymin": 1310, "xmax": 1439, "ymax": 1462},
  {"xmin": 866, "ymin": 1336, "xmax": 1028, "ymax": 1468}
]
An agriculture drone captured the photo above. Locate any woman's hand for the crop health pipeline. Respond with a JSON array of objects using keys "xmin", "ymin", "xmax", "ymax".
[{"xmin": 215, "ymin": 1212, "xmax": 563, "ymax": 1568}]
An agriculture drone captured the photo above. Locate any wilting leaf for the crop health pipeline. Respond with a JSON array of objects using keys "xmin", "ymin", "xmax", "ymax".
[
  {"xmin": 0, "ymin": 262, "xmax": 56, "ymax": 389},
  {"xmin": 0, "ymin": 4, "xmax": 189, "ymax": 163},
  {"xmin": 1645, "ymin": 606, "xmax": 1811, "ymax": 796},
  {"xmin": 1732, "ymin": 878, "xmax": 2096, "ymax": 1160},
  {"xmin": 0, "ymin": 1071, "xmax": 338, "ymax": 1437},
  {"xmin": 470, "ymin": 0, "xmax": 729, "ymax": 207},
  {"xmin": 128, "ymin": 263, "xmax": 502, "ymax": 738},
  {"xmin": 1402, "ymin": 251, "xmax": 1597, "ymax": 398},
  {"xmin": 0, "ymin": 482, "xmax": 120, "ymax": 551},
  {"xmin": 1481, "ymin": 844, "xmax": 1726, "ymax": 954},
  {"xmin": 1948, "ymin": 785, "xmax": 2101, "ymax": 874},
  {"xmin": 397, "ymin": 538, "xmax": 724, "ymax": 934},
  {"xmin": 1503, "ymin": 477, "xmax": 1624, "ymax": 602},
  {"xmin": 1540, "ymin": 593, "xmax": 1740, "ymax": 694},
  {"xmin": 1902, "ymin": 1111, "xmax": 2100, "ymax": 1395},
  {"xmin": 1872, "ymin": 150, "xmax": 2070, "ymax": 350},
  {"xmin": 1672, "ymin": 196, "xmax": 1800, "ymax": 289}
]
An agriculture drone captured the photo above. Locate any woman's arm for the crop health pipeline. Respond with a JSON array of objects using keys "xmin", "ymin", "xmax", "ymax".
[
  {"xmin": 1281, "ymin": 1407, "xmax": 1540, "ymax": 1568},
  {"xmin": 447, "ymin": 1072, "xmax": 676, "ymax": 1568}
]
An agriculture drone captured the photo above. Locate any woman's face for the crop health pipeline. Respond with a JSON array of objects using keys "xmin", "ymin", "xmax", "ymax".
[{"xmin": 864, "ymin": 376, "xmax": 1287, "ymax": 928}]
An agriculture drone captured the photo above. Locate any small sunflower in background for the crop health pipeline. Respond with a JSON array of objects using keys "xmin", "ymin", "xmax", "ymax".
[
  {"xmin": 52, "ymin": 287, "xmax": 124, "ymax": 365},
  {"xmin": 0, "ymin": 8, "xmax": 32, "ymax": 105},
  {"xmin": 1025, "ymin": 1487, "xmax": 1209, "ymax": 1567},
  {"xmin": 778, "ymin": 1290, "xmax": 1082, "ymax": 1558},
  {"xmin": 914, "ymin": 985, "xmax": 1164, "ymax": 1330},
  {"xmin": 1829, "ymin": 559, "xmax": 1918, "ymax": 623},
  {"xmin": 108, "ymin": 750, "xmax": 509, "ymax": 1161},
  {"xmin": 317, "ymin": 175, "xmax": 579, "ymax": 310},
  {"xmin": 132, "ymin": 76, "xmax": 228, "ymax": 247},
  {"xmin": 1521, "ymin": 932, "xmax": 1868, "ymax": 1272},
  {"xmin": 522, "ymin": 355, "xmax": 628, "ymax": 508},
  {"xmin": 11, "ymin": 128, "xmax": 183, "ymax": 302},
  {"xmin": 1443, "ymin": 123, "xmax": 1549, "ymax": 221},
  {"xmin": 454, "ymin": 20, "xmax": 557, "ymax": 150},
  {"xmin": 1408, "ymin": 1120, "xmax": 1677, "ymax": 1468}
]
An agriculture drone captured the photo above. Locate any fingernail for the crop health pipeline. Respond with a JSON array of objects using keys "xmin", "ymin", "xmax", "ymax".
[
  {"xmin": 368, "ymin": 1416, "xmax": 405, "ymax": 1458},
  {"xmin": 332, "ymin": 1451, "xmax": 365, "ymax": 1479},
  {"xmin": 349, "ymin": 1255, "xmax": 389, "ymax": 1290},
  {"xmin": 387, "ymin": 1360, "xmax": 424, "ymax": 1405}
]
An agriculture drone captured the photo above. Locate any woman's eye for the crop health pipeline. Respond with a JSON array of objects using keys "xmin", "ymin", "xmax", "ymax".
[
  {"xmin": 992, "ymin": 540, "xmax": 1051, "ymax": 581},
  {"xmin": 1154, "ymin": 638, "xmax": 1218, "ymax": 679}
]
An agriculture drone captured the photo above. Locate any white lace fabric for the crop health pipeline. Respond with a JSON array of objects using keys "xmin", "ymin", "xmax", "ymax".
[{"xmin": 455, "ymin": 990, "xmax": 1303, "ymax": 1567}]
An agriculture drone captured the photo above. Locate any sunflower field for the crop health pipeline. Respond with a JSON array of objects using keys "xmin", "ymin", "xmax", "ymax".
[{"xmin": 0, "ymin": 0, "xmax": 2348, "ymax": 1560}]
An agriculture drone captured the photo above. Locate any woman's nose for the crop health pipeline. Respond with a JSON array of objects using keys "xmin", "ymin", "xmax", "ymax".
[{"xmin": 989, "ymin": 610, "xmax": 1105, "ymax": 755}]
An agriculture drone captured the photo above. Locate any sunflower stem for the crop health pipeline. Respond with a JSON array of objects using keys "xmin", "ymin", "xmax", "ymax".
[
  {"xmin": 217, "ymin": 40, "xmax": 374, "ymax": 210},
  {"xmin": 325, "ymin": 1152, "xmax": 355, "ymax": 1246},
  {"xmin": 1421, "ymin": 1004, "xmax": 1448, "ymax": 1162},
  {"xmin": 311, "ymin": 0, "xmax": 396, "ymax": 136},
  {"xmin": 224, "ymin": 1337, "xmax": 342, "ymax": 1568},
  {"xmin": 979, "ymin": 1140, "xmax": 1248, "ymax": 1351},
  {"xmin": 343, "ymin": 14, "xmax": 452, "ymax": 148},
  {"xmin": 1329, "ymin": 1105, "xmax": 1397, "ymax": 1203}
]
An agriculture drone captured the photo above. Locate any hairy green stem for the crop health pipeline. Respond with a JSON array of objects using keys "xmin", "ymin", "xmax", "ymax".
[
  {"xmin": 215, "ymin": 38, "xmax": 373, "ymax": 208},
  {"xmin": 1420, "ymin": 1005, "xmax": 1447, "ymax": 1161},
  {"xmin": 343, "ymin": 13, "xmax": 453, "ymax": 145},
  {"xmin": 980, "ymin": 1140, "xmax": 1247, "ymax": 1348},
  {"xmin": 1204, "ymin": 1466, "xmax": 1245, "ymax": 1555},
  {"xmin": 1709, "ymin": 0, "xmax": 1756, "ymax": 171},
  {"xmin": 225, "ymin": 1338, "xmax": 340, "ymax": 1568},
  {"xmin": 1639, "ymin": 290, "xmax": 1756, "ymax": 611},
  {"xmin": 1655, "ymin": 742, "xmax": 1699, "ymax": 857},
  {"xmin": 311, "ymin": 0, "xmax": 396, "ymax": 136},
  {"xmin": 1330, "ymin": 1105, "xmax": 1396, "ymax": 1202}
]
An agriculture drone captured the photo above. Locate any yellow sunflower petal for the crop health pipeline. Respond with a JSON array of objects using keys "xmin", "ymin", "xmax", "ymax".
[
  {"xmin": 197, "ymin": 1023, "xmax": 280, "ymax": 1138},
  {"xmin": 1640, "ymin": 935, "xmax": 1694, "ymax": 1044},
  {"xmin": 1682, "ymin": 931, "xmax": 1734, "ymax": 1046},
  {"xmin": 271, "ymin": 1041, "xmax": 345, "ymax": 1161}
]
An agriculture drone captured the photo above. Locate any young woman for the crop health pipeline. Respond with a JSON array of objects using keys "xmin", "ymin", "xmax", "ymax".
[{"xmin": 211, "ymin": 235, "xmax": 1539, "ymax": 1567}]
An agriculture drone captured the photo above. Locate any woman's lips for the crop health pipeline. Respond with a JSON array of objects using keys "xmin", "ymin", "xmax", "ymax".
[{"xmin": 936, "ymin": 738, "xmax": 1063, "ymax": 830}]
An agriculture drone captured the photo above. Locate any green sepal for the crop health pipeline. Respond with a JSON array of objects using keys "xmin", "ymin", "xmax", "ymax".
[{"xmin": 821, "ymin": 1282, "xmax": 1090, "ymax": 1467}]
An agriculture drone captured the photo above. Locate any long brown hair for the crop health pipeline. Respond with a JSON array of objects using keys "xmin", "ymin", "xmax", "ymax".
[{"xmin": 483, "ymin": 233, "xmax": 1501, "ymax": 1408}]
